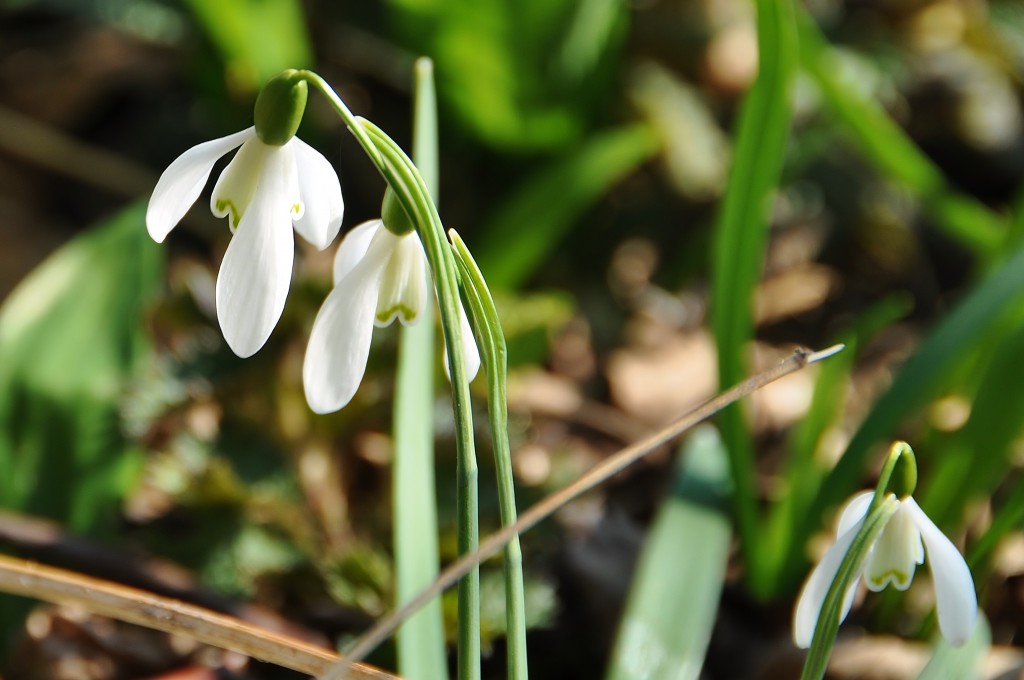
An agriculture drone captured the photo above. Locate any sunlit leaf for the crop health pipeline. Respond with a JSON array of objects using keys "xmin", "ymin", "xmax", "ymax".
[
  {"xmin": 393, "ymin": 58, "xmax": 448, "ymax": 680},
  {"xmin": 606, "ymin": 426, "xmax": 731, "ymax": 680},
  {"xmin": 914, "ymin": 614, "xmax": 990, "ymax": 680},
  {"xmin": 0, "ymin": 202, "xmax": 162, "ymax": 534}
]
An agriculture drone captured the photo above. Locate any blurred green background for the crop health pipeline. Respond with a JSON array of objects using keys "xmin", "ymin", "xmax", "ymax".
[{"xmin": 1, "ymin": 0, "xmax": 1024, "ymax": 677}]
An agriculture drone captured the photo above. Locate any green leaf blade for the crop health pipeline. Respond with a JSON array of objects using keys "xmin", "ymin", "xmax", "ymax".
[
  {"xmin": 0, "ymin": 202, "xmax": 162, "ymax": 534},
  {"xmin": 709, "ymin": 0, "xmax": 798, "ymax": 594},
  {"xmin": 392, "ymin": 58, "xmax": 448, "ymax": 680},
  {"xmin": 606, "ymin": 426, "xmax": 732, "ymax": 680}
]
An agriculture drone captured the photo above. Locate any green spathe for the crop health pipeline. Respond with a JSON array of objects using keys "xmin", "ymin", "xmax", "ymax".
[
  {"xmin": 254, "ymin": 70, "xmax": 308, "ymax": 146},
  {"xmin": 381, "ymin": 187, "xmax": 416, "ymax": 236}
]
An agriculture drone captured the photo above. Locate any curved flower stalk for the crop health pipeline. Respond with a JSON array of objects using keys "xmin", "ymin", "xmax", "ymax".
[
  {"xmin": 794, "ymin": 489, "xmax": 978, "ymax": 649},
  {"xmin": 146, "ymin": 71, "xmax": 344, "ymax": 358},
  {"xmin": 302, "ymin": 212, "xmax": 480, "ymax": 414}
]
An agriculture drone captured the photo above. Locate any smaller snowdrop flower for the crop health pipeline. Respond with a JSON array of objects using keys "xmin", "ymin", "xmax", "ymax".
[
  {"xmin": 146, "ymin": 70, "xmax": 344, "ymax": 358},
  {"xmin": 303, "ymin": 189, "xmax": 480, "ymax": 414},
  {"xmin": 794, "ymin": 490, "xmax": 977, "ymax": 649}
]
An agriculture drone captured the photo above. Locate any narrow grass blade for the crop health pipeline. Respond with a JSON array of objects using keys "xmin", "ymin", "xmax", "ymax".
[
  {"xmin": 765, "ymin": 294, "xmax": 912, "ymax": 593},
  {"xmin": 709, "ymin": 0, "xmax": 797, "ymax": 595},
  {"xmin": 392, "ymin": 57, "xmax": 447, "ymax": 680},
  {"xmin": 475, "ymin": 124, "xmax": 659, "ymax": 289},
  {"xmin": 914, "ymin": 614, "xmax": 990, "ymax": 680},
  {"xmin": 605, "ymin": 426, "xmax": 732, "ymax": 680},
  {"xmin": 799, "ymin": 496, "xmax": 902, "ymax": 680},
  {"xmin": 796, "ymin": 10, "xmax": 1006, "ymax": 258},
  {"xmin": 797, "ymin": 244, "xmax": 1024, "ymax": 584},
  {"xmin": 920, "ymin": 316, "xmax": 1024, "ymax": 529}
]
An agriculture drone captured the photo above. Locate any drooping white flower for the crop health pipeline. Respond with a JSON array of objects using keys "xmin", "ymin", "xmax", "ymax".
[
  {"xmin": 303, "ymin": 219, "xmax": 480, "ymax": 414},
  {"xmin": 146, "ymin": 97, "xmax": 343, "ymax": 358},
  {"xmin": 793, "ymin": 491, "xmax": 978, "ymax": 649}
]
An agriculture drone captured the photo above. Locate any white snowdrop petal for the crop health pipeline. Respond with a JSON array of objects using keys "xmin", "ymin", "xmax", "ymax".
[
  {"xmin": 303, "ymin": 237, "xmax": 392, "ymax": 414},
  {"xmin": 291, "ymin": 137, "xmax": 344, "ymax": 250},
  {"xmin": 793, "ymin": 519, "xmax": 865, "ymax": 649},
  {"xmin": 837, "ymin": 491, "xmax": 875, "ymax": 537},
  {"xmin": 215, "ymin": 147, "xmax": 295, "ymax": 358},
  {"xmin": 459, "ymin": 301, "xmax": 481, "ymax": 381},
  {"xmin": 146, "ymin": 127, "xmax": 254, "ymax": 242},
  {"xmin": 334, "ymin": 220, "xmax": 384, "ymax": 284},
  {"xmin": 903, "ymin": 498, "xmax": 978, "ymax": 646},
  {"xmin": 864, "ymin": 502, "xmax": 923, "ymax": 592},
  {"xmin": 210, "ymin": 134, "xmax": 274, "ymax": 231},
  {"xmin": 376, "ymin": 232, "xmax": 428, "ymax": 327},
  {"xmin": 440, "ymin": 300, "xmax": 481, "ymax": 383}
]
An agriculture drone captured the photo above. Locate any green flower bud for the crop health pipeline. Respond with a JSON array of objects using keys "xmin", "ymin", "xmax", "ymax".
[
  {"xmin": 254, "ymin": 70, "xmax": 308, "ymax": 146},
  {"xmin": 381, "ymin": 187, "xmax": 416, "ymax": 236}
]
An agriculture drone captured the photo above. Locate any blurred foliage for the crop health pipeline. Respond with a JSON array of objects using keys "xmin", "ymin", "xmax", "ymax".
[
  {"xmin": 2, "ymin": 0, "xmax": 1024, "ymax": 677},
  {"xmin": 0, "ymin": 203, "xmax": 161, "ymax": 536},
  {"xmin": 183, "ymin": 0, "xmax": 313, "ymax": 94},
  {"xmin": 384, "ymin": 0, "xmax": 627, "ymax": 151}
]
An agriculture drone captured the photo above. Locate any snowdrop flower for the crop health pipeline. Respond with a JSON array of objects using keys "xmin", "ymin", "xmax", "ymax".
[
  {"xmin": 303, "ymin": 190, "xmax": 480, "ymax": 414},
  {"xmin": 146, "ymin": 70, "xmax": 343, "ymax": 357},
  {"xmin": 794, "ymin": 490, "xmax": 977, "ymax": 649}
]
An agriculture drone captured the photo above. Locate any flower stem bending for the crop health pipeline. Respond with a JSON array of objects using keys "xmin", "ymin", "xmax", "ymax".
[
  {"xmin": 799, "ymin": 495, "xmax": 900, "ymax": 680},
  {"xmin": 797, "ymin": 442, "xmax": 970, "ymax": 680},
  {"xmin": 300, "ymin": 71, "xmax": 481, "ymax": 680}
]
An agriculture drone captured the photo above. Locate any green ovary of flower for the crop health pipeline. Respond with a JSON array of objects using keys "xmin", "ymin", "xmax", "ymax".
[{"xmin": 254, "ymin": 70, "xmax": 309, "ymax": 146}]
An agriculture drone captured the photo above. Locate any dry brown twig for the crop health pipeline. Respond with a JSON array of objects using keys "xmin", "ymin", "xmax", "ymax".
[
  {"xmin": 320, "ymin": 344, "xmax": 844, "ymax": 679},
  {"xmin": 0, "ymin": 555, "xmax": 396, "ymax": 679}
]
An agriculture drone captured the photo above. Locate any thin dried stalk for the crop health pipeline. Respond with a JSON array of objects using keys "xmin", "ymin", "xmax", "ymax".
[{"xmin": 0, "ymin": 554, "xmax": 397, "ymax": 679}]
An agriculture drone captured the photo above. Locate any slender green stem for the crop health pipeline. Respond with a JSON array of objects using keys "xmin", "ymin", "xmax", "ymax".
[
  {"xmin": 450, "ymin": 230, "xmax": 529, "ymax": 680},
  {"xmin": 297, "ymin": 71, "xmax": 384, "ymax": 169},
  {"xmin": 363, "ymin": 123, "xmax": 481, "ymax": 680},
  {"xmin": 328, "ymin": 346, "xmax": 843, "ymax": 676},
  {"xmin": 799, "ymin": 495, "xmax": 900, "ymax": 680},
  {"xmin": 392, "ymin": 58, "xmax": 447, "ymax": 680},
  {"xmin": 800, "ymin": 443, "xmax": 918, "ymax": 680},
  {"xmin": 301, "ymin": 71, "xmax": 481, "ymax": 680}
]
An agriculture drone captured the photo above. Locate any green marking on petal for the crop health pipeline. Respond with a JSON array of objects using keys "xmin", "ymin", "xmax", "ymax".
[
  {"xmin": 216, "ymin": 199, "xmax": 242, "ymax": 231},
  {"xmin": 869, "ymin": 569, "xmax": 909, "ymax": 589},
  {"xmin": 377, "ymin": 304, "xmax": 418, "ymax": 325}
]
